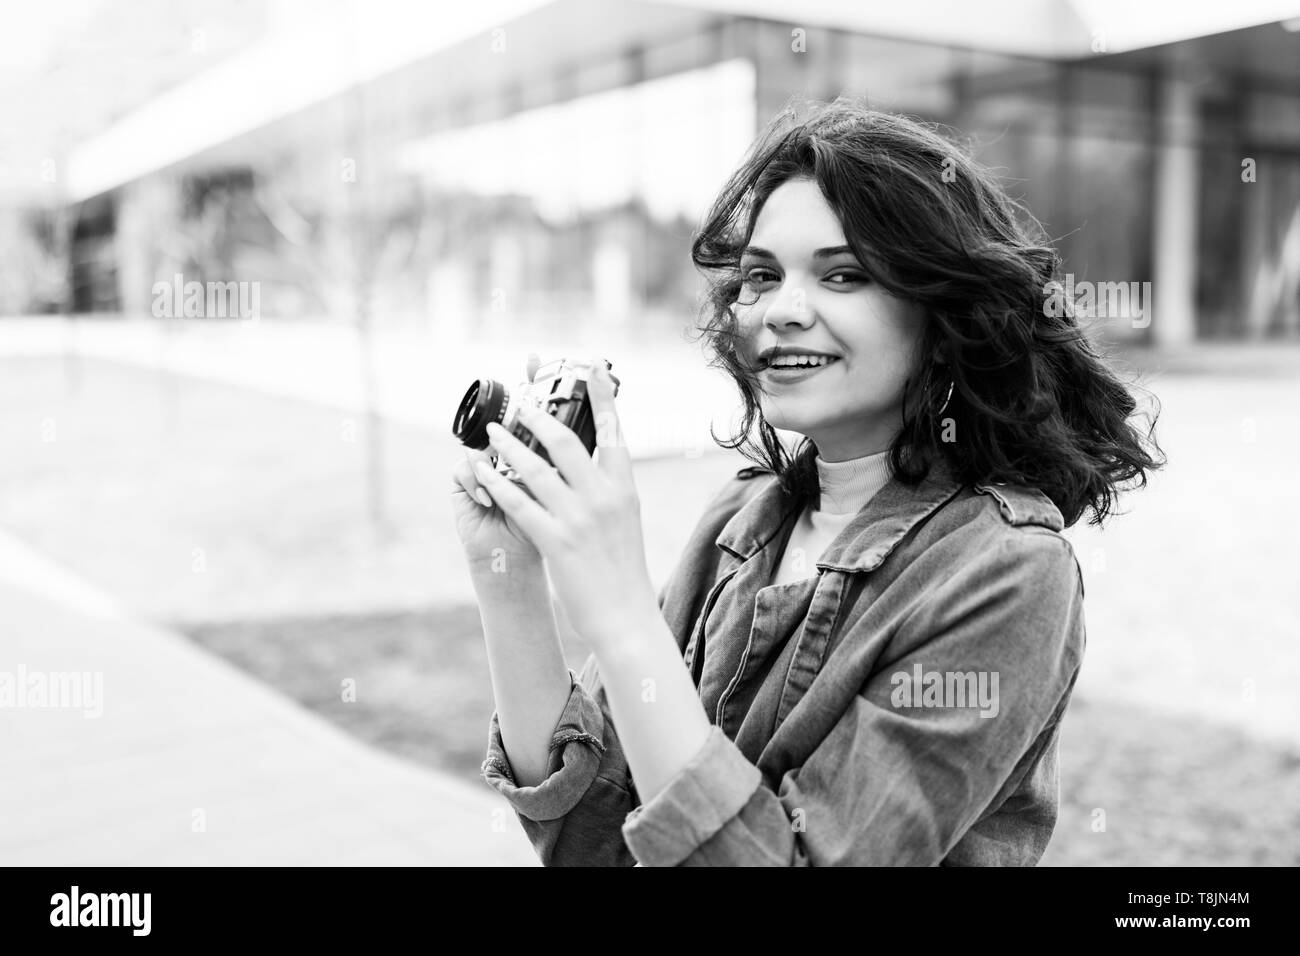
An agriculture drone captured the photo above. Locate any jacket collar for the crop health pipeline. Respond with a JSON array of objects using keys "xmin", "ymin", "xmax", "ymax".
[
  {"xmin": 715, "ymin": 455, "xmax": 967, "ymax": 574},
  {"xmin": 970, "ymin": 481, "xmax": 1066, "ymax": 532}
]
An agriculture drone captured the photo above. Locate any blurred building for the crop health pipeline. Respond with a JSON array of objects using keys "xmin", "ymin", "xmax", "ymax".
[{"xmin": 5, "ymin": 0, "xmax": 1300, "ymax": 343}]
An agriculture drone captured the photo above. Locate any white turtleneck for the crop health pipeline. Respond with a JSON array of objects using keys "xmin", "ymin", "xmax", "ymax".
[{"xmin": 770, "ymin": 449, "xmax": 894, "ymax": 587}]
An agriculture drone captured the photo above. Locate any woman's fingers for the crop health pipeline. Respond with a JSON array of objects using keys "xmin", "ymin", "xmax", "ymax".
[
  {"xmin": 486, "ymin": 419, "xmax": 584, "ymax": 514},
  {"xmin": 454, "ymin": 449, "xmax": 494, "ymax": 508},
  {"xmin": 471, "ymin": 457, "xmax": 560, "ymax": 546},
  {"xmin": 510, "ymin": 405, "xmax": 604, "ymax": 495},
  {"xmin": 587, "ymin": 359, "xmax": 632, "ymax": 483}
]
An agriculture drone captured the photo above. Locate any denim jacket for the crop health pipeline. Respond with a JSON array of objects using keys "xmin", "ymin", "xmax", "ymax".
[{"xmin": 480, "ymin": 454, "xmax": 1086, "ymax": 866}]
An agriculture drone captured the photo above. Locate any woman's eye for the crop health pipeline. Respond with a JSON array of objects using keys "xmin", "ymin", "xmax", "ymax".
[
  {"xmin": 742, "ymin": 268, "xmax": 779, "ymax": 286},
  {"xmin": 825, "ymin": 271, "xmax": 868, "ymax": 286}
]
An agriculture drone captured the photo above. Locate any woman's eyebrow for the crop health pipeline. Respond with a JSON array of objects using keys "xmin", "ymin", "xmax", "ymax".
[
  {"xmin": 740, "ymin": 245, "xmax": 856, "ymax": 261},
  {"xmin": 812, "ymin": 245, "xmax": 855, "ymax": 259}
]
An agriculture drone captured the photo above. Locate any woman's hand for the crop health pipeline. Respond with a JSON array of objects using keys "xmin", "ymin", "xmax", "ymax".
[
  {"xmin": 471, "ymin": 359, "xmax": 660, "ymax": 647},
  {"xmin": 450, "ymin": 354, "xmax": 545, "ymax": 571}
]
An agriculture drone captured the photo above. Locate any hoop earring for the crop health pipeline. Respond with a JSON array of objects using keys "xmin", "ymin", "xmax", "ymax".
[{"xmin": 936, "ymin": 377, "xmax": 955, "ymax": 418}]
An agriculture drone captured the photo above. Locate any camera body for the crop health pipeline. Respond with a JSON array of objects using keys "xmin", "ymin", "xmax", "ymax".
[{"xmin": 452, "ymin": 357, "xmax": 620, "ymax": 484}]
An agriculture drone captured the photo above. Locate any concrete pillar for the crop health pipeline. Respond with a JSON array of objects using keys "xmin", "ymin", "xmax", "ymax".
[
  {"xmin": 1241, "ymin": 148, "xmax": 1272, "ymax": 339},
  {"xmin": 1151, "ymin": 66, "xmax": 1201, "ymax": 347}
]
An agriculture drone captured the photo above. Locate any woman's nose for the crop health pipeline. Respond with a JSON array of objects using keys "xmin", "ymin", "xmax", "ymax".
[{"xmin": 762, "ymin": 280, "xmax": 815, "ymax": 331}]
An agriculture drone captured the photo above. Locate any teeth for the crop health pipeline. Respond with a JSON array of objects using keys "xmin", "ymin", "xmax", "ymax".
[{"xmin": 768, "ymin": 355, "xmax": 834, "ymax": 368}]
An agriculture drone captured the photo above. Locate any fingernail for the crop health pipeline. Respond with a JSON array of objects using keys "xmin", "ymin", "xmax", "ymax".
[{"xmin": 475, "ymin": 488, "xmax": 492, "ymax": 507}]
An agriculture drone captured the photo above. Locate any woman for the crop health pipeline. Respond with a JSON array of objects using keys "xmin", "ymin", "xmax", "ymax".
[{"xmin": 451, "ymin": 100, "xmax": 1163, "ymax": 866}]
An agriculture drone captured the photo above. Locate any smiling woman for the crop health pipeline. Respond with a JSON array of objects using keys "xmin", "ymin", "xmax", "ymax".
[
  {"xmin": 453, "ymin": 98, "xmax": 1166, "ymax": 867},
  {"xmin": 730, "ymin": 178, "xmax": 929, "ymax": 462}
]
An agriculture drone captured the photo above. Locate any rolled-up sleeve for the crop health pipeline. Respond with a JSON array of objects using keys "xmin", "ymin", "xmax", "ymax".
[
  {"xmin": 481, "ymin": 655, "xmax": 639, "ymax": 866},
  {"xmin": 621, "ymin": 725, "xmax": 762, "ymax": 865},
  {"xmin": 619, "ymin": 529, "xmax": 1086, "ymax": 866}
]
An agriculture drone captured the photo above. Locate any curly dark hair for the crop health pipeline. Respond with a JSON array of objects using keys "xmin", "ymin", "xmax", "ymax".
[{"xmin": 689, "ymin": 98, "xmax": 1165, "ymax": 528}]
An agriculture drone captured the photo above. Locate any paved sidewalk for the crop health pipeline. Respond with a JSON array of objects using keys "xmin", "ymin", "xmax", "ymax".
[{"xmin": 0, "ymin": 536, "xmax": 537, "ymax": 866}]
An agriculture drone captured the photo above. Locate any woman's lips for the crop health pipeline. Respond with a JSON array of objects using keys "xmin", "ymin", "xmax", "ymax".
[{"xmin": 761, "ymin": 357, "xmax": 841, "ymax": 382}]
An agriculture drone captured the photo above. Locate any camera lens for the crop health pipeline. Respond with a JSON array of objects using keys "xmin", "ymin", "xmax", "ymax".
[{"xmin": 452, "ymin": 378, "xmax": 509, "ymax": 450}]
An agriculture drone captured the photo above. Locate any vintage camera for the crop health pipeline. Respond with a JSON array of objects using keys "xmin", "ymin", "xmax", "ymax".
[{"xmin": 452, "ymin": 357, "xmax": 621, "ymax": 484}]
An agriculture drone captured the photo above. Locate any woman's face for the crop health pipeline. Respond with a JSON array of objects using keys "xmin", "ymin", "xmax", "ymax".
[{"xmin": 735, "ymin": 176, "xmax": 928, "ymax": 462}]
